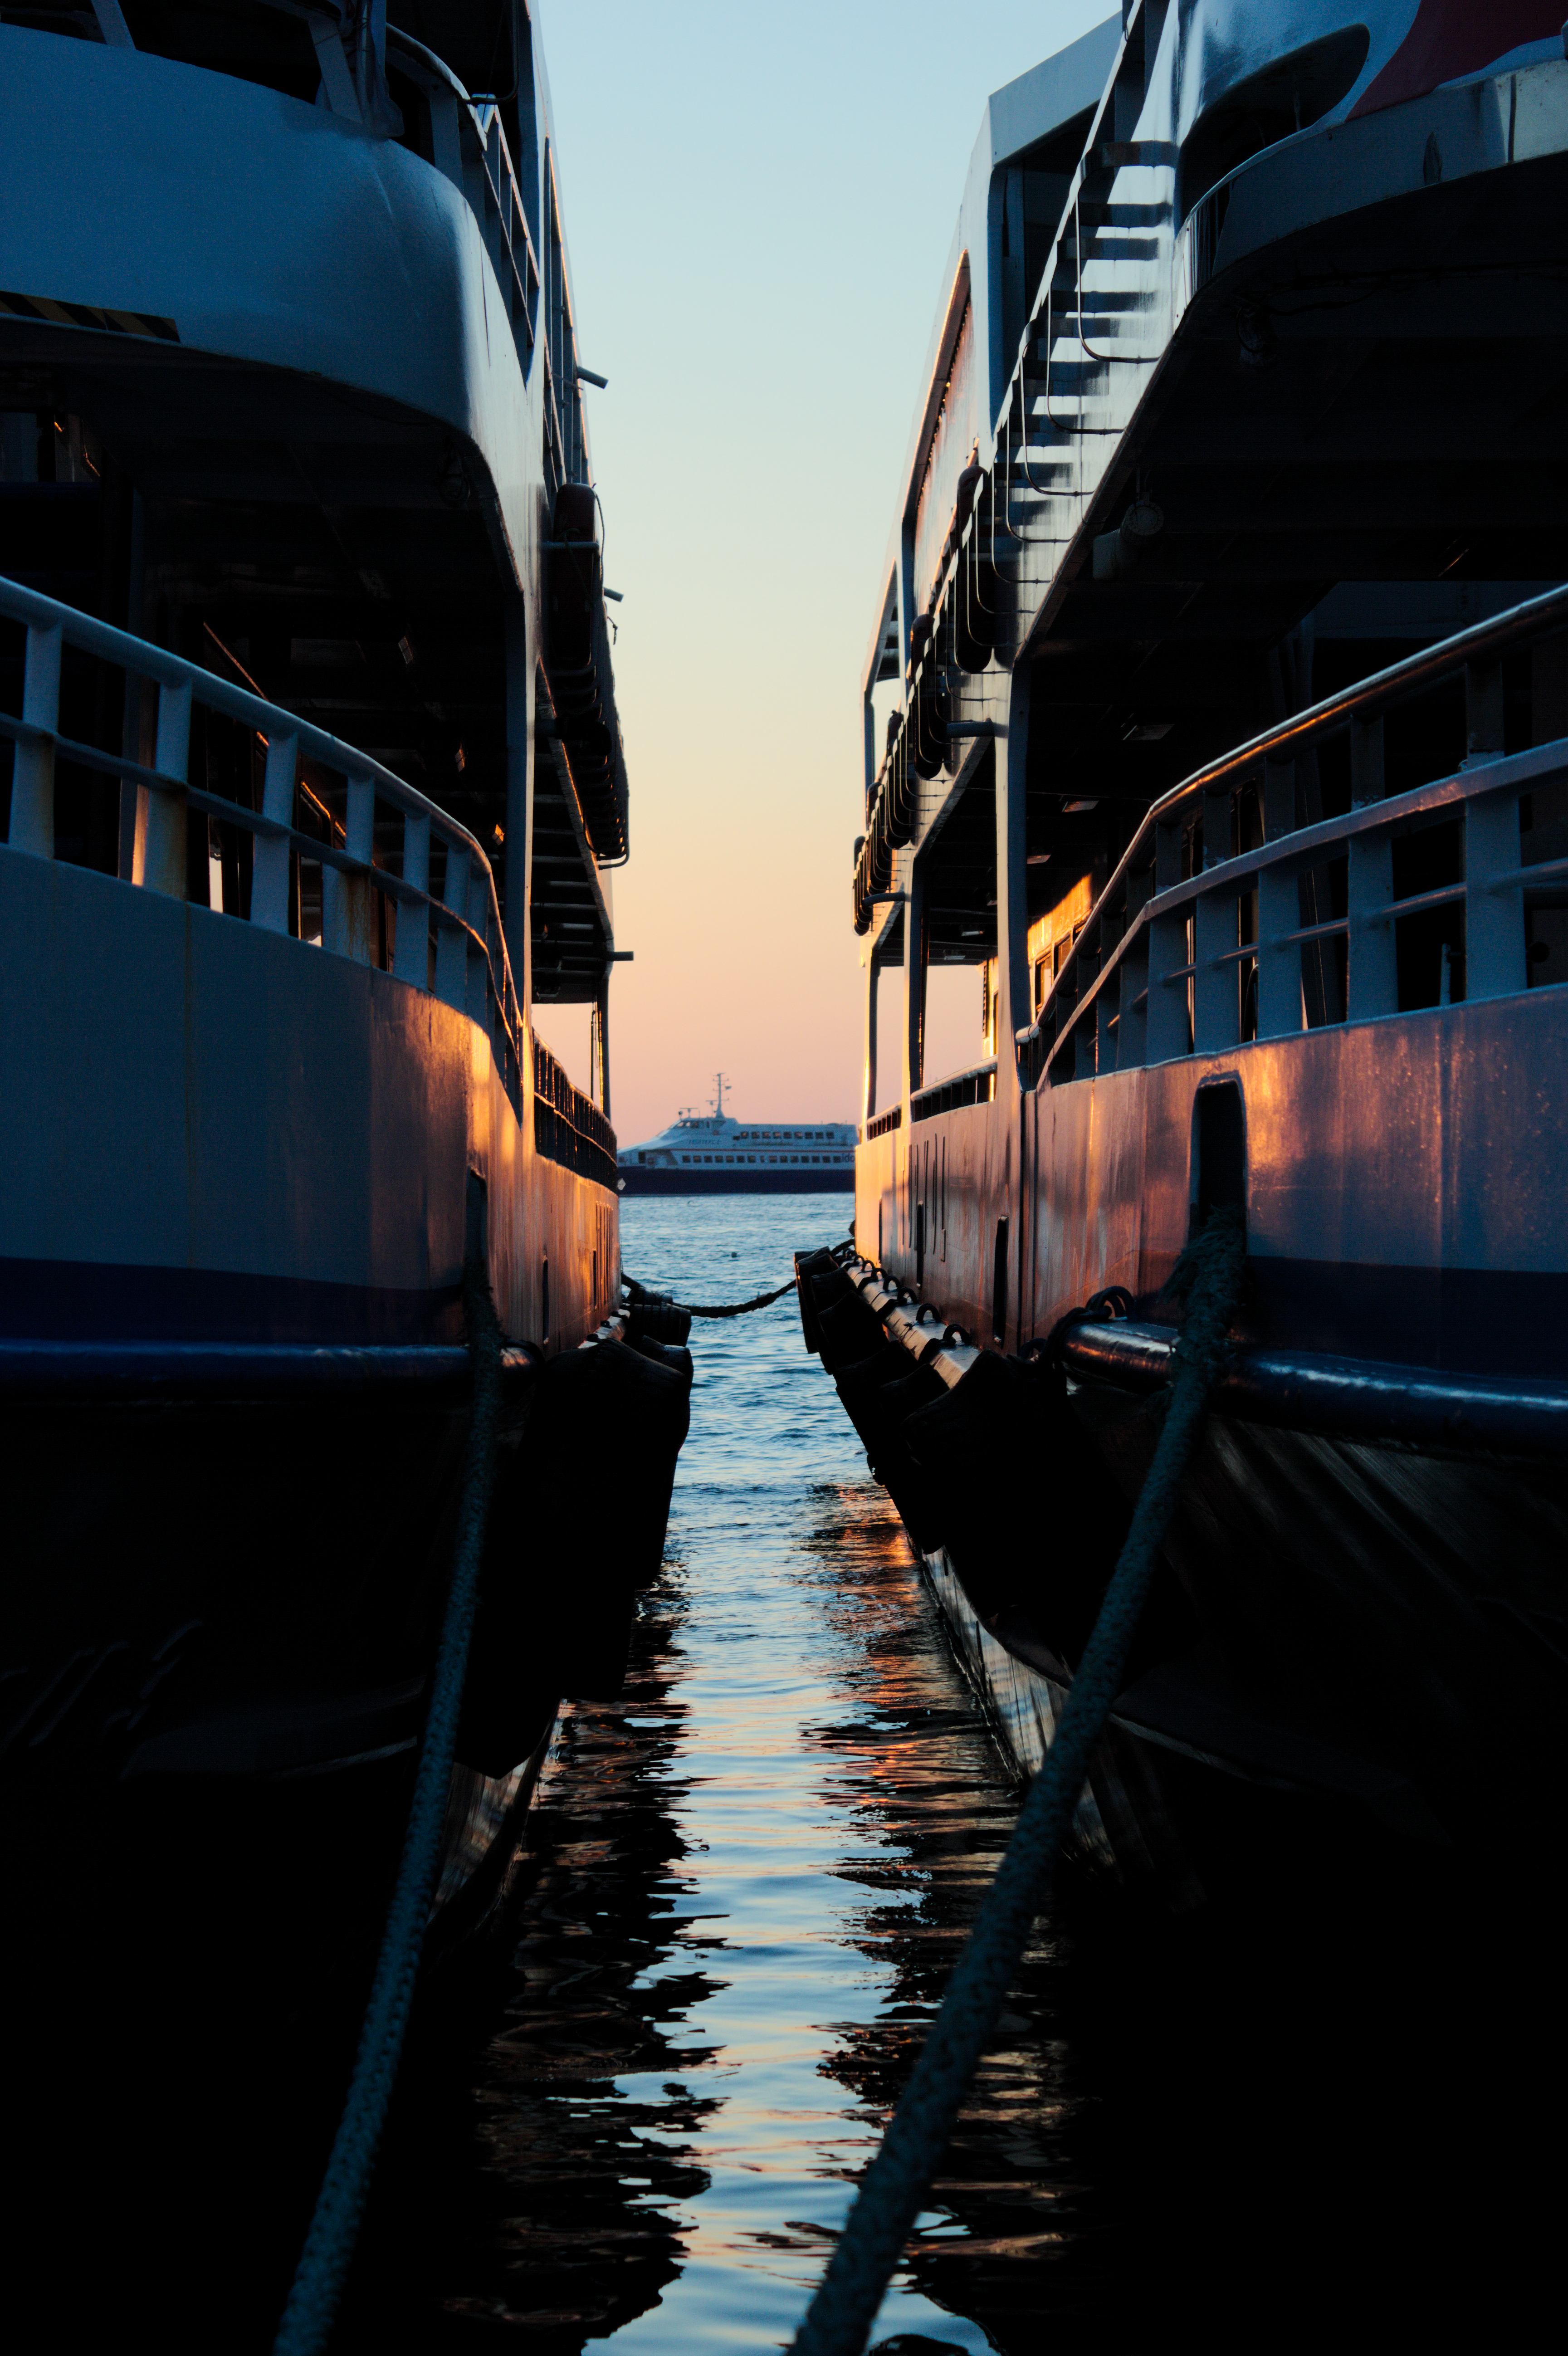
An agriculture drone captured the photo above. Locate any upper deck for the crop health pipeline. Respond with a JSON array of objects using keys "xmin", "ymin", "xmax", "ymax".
[
  {"xmin": 855, "ymin": 0, "xmax": 1568, "ymax": 1092},
  {"xmin": 0, "ymin": 0, "xmax": 626, "ymax": 1008}
]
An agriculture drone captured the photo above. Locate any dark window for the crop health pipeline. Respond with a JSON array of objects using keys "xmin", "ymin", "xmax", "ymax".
[
  {"xmin": 1191, "ymin": 1081, "xmax": 1246, "ymax": 1241},
  {"xmin": 991, "ymin": 1216, "xmax": 1009, "ymax": 1348}
]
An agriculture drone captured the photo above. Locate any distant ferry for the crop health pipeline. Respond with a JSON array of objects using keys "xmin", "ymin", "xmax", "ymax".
[{"xmin": 620, "ymin": 1076, "xmax": 855, "ymax": 1193}]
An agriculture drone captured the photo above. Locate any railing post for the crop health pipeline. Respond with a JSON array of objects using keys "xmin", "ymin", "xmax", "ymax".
[
  {"xmin": 1145, "ymin": 816, "xmax": 1189, "ymax": 1062},
  {"xmin": 1117, "ymin": 867, "xmax": 1150, "ymax": 1067},
  {"xmin": 1347, "ymin": 825, "xmax": 1395, "ymax": 1020},
  {"xmin": 1256, "ymin": 856, "xmax": 1302, "ymax": 1037},
  {"xmin": 328, "ymin": 772, "xmax": 378, "ymax": 963},
  {"xmin": 394, "ymin": 811, "xmax": 430, "ymax": 987},
  {"xmin": 1193, "ymin": 789, "xmax": 1239, "ymax": 1051},
  {"xmin": 250, "ymin": 732, "xmax": 297, "ymax": 934},
  {"xmin": 1465, "ymin": 787, "xmax": 1526, "ymax": 1001},
  {"xmin": 9, "ymin": 621, "xmax": 62, "ymax": 856},
  {"xmin": 434, "ymin": 842, "xmax": 469, "ymax": 1009},
  {"xmin": 903, "ymin": 853, "xmax": 926, "ymax": 1101},
  {"xmin": 1144, "ymin": 907, "xmax": 1189, "ymax": 1062},
  {"xmin": 466, "ymin": 864, "xmax": 492, "ymax": 1024},
  {"xmin": 143, "ymin": 677, "xmax": 191, "ymax": 898}
]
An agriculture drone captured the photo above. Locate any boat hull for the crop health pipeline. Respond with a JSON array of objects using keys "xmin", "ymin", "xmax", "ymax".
[
  {"xmin": 822, "ymin": 981, "xmax": 1568, "ymax": 1895},
  {"xmin": 618, "ymin": 1167, "xmax": 854, "ymax": 1196}
]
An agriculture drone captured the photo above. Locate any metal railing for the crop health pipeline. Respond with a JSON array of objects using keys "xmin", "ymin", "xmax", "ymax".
[
  {"xmin": 911, "ymin": 1060, "xmax": 996, "ymax": 1123},
  {"xmin": 865, "ymin": 1105, "xmax": 903, "ymax": 1140},
  {"xmin": 0, "ymin": 572, "xmax": 610, "ymax": 1179},
  {"xmin": 1019, "ymin": 583, "xmax": 1568, "ymax": 1087},
  {"xmin": 385, "ymin": 36, "xmax": 592, "ymax": 513},
  {"xmin": 531, "ymin": 1033, "xmax": 617, "ymax": 1189},
  {"xmin": 387, "ymin": 31, "xmax": 542, "ymax": 386}
]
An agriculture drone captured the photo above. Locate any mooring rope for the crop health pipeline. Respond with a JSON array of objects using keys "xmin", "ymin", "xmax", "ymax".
[
  {"xmin": 788, "ymin": 1204, "xmax": 1247, "ymax": 2356},
  {"xmin": 625, "ymin": 1274, "xmax": 799, "ymax": 1319},
  {"xmin": 272, "ymin": 1261, "xmax": 505, "ymax": 2356}
]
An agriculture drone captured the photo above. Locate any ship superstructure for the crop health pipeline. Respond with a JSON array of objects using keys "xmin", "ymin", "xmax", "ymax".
[
  {"xmin": 812, "ymin": 2, "xmax": 1568, "ymax": 1889},
  {"xmin": 0, "ymin": 2, "xmax": 685, "ymax": 2331},
  {"xmin": 622, "ymin": 1078, "xmax": 856, "ymax": 1193}
]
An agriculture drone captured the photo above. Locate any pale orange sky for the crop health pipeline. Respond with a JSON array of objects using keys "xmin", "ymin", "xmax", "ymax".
[{"xmin": 532, "ymin": 1, "xmax": 1106, "ymax": 1147}]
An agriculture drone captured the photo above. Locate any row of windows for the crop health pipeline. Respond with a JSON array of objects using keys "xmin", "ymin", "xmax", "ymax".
[
  {"xmin": 734, "ymin": 1129, "xmax": 844, "ymax": 1143},
  {"xmin": 638, "ymin": 1151, "xmax": 852, "ymax": 1166}
]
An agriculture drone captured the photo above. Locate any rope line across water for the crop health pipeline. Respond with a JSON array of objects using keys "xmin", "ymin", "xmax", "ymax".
[
  {"xmin": 625, "ymin": 1275, "xmax": 799, "ymax": 1319},
  {"xmin": 788, "ymin": 1204, "xmax": 1247, "ymax": 2356},
  {"xmin": 272, "ymin": 1261, "xmax": 505, "ymax": 2356}
]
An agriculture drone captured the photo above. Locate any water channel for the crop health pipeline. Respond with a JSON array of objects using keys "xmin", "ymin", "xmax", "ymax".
[{"xmin": 340, "ymin": 1194, "xmax": 1552, "ymax": 2354}]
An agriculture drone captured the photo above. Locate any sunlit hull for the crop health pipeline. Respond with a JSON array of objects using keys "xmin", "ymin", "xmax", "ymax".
[{"xmin": 828, "ymin": 4, "xmax": 1568, "ymax": 1900}]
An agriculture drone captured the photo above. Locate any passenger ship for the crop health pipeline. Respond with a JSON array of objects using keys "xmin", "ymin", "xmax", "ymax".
[
  {"xmin": 0, "ymin": 2, "xmax": 682, "ymax": 2331},
  {"xmin": 621, "ymin": 1075, "xmax": 857, "ymax": 1193},
  {"xmin": 806, "ymin": 1, "xmax": 1568, "ymax": 1894}
]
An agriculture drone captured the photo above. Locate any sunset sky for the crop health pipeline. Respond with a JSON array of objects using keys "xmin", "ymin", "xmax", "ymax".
[{"xmin": 533, "ymin": 0, "xmax": 1109, "ymax": 1145}]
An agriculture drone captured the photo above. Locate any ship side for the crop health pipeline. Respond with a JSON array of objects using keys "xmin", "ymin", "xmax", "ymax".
[
  {"xmin": 0, "ymin": 2, "xmax": 684, "ymax": 2327},
  {"xmin": 814, "ymin": 1, "xmax": 1568, "ymax": 1894}
]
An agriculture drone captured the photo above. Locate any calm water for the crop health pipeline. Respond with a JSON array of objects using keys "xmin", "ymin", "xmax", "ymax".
[{"xmin": 342, "ymin": 1193, "xmax": 1553, "ymax": 2353}]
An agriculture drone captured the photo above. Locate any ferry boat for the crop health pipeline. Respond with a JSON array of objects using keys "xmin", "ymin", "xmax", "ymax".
[
  {"xmin": 807, "ymin": 1, "xmax": 1568, "ymax": 1896},
  {"xmin": 0, "ymin": 1, "xmax": 684, "ymax": 2331},
  {"xmin": 620, "ymin": 1075, "xmax": 856, "ymax": 1193}
]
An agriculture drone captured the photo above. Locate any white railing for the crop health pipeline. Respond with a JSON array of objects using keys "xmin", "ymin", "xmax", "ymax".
[
  {"xmin": 387, "ymin": 35, "xmax": 590, "ymax": 507},
  {"xmin": 1020, "ymin": 583, "xmax": 1568, "ymax": 1085},
  {"xmin": 387, "ymin": 31, "xmax": 542, "ymax": 383},
  {"xmin": 0, "ymin": 575, "xmax": 524, "ymax": 1109}
]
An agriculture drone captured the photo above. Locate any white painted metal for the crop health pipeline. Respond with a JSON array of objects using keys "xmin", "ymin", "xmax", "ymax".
[{"xmin": 10, "ymin": 623, "xmax": 62, "ymax": 860}]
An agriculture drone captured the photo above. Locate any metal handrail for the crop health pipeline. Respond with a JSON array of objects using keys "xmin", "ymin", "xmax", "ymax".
[
  {"xmin": 0, "ymin": 572, "xmax": 527, "ymax": 1098},
  {"xmin": 530, "ymin": 1031, "xmax": 617, "ymax": 1187},
  {"xmin": 910, "ymin": 1057, "xmax": 997, "ymax": 1122},
  {"xmin": 386, "ymin": 29, "xmax": 542, "ymax": 367},
  {"xmin": 1021, "ymin": 581, "xmax": 1568, "ymax": 1081}
]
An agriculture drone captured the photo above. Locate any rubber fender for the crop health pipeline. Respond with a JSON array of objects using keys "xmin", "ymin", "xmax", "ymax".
[
  {"xmin": 903, "ymin": 1350, "xmax": 1129, "ymax": 1656},
  {"xmin": 801, "ymin": 1258, "xmax": 860, "ymax": 1354},
  {"xmin": 457, "ymin": 1339, "xmax": 690, "ymax": 1774},
  {"xmin": 625, "ymin": 1296, "xmax": 693, "ymax": 1347},
  {"xmin": 913, "ymin": 681, "xmax": 948, "ymax": 779},
  {"xmin": 545, "ymin": 541, "xmax": 601, "ymax": 673},
  {"xmin": 627, "ymin": 1331, "xmax": 694, "ymax": 1380},
  {"xmin": 813, "ymin": 1288, "xmax": 884, "ymax": 1372},
  {"xmin": 793, "ymin": 1247, "xmax": 839, "ymax": 1354},
  {"xmin": 954, "ymin": 553, "xmax": 996, "ymax": 675},
  {"xmin": 841, "ymin": 1357, "xmax": 947, "ymax": 1550}
]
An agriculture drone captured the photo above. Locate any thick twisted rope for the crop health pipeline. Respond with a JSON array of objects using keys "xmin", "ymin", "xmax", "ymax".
[
  {"xmin": 625, "ymin": 1275, "xmax": 799, "ymax": 1319},
  {"xmin": 272, "ymin": 1261, "xmax": 505, "ymax": 2356},
  {"xmin": 789, "ymin": 1204, "xmax": 1247, "ymax": 2356}
]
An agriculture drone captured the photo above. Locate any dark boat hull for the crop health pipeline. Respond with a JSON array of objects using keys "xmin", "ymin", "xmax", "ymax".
[
  {"xmin": 618, "ymin": 1168, "xmax": 853, "ymax": 1196},
  {"xmin": 800, "ymin": 1244, "xmax": 1568, "ymax": 1904},
  {"xmin": 0, "ymin": 1325, "xmax": 689, "ymax": 2345}
]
